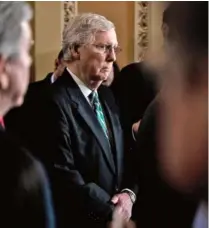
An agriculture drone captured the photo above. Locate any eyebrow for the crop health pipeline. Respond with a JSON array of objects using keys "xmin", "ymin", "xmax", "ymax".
[{"xmin": 95, "ymin": 43, "xmax": 119, "ymax": 46}]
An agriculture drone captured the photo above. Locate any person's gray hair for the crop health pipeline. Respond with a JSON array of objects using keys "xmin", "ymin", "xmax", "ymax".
[
  {"xmin": 62, "ymin": 13, "xmax": 115, "ymax": 62},
  {"xmin": 0, "ymin": 2, "xmax": 32, "ymax": 60}
]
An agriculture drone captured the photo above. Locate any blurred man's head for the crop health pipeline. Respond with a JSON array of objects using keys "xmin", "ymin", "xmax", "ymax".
[
  {"xmin": 161, "ymin": 5, "xmax": 170, "ymax": 40},
  {"xmin": 53, "ymin": 49, "xmax": 65, "ymax": 80},
  {"xmin": 0, "ymin": 2, "xmax": 32, "ymax": 115},
  {"xmin": 159, "ymin": 2, "xmax": 208, "ymax": 194},
  {"xmin": 62, "ymin": 13, "xmax": 121, "ymax": 90}
]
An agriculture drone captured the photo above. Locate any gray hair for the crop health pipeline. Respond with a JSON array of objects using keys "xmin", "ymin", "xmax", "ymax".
[
  {"xmin": 0, "ymin": 2, "xmax": 32, "ymax": 60},
  {"xmin": 62, "ymin": 13, "xmax": 115, "ymax": 61}
]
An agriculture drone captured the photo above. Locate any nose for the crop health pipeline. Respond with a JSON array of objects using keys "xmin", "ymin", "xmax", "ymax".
[{"xmin": 106, "ymin": 48, "xmax": 116, "ymax": 62}]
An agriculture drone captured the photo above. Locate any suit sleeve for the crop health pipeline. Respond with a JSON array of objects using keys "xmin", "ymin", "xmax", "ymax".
[{"xmin": 30, "ymin": 97, "xmax": 114, "ymax": 222}]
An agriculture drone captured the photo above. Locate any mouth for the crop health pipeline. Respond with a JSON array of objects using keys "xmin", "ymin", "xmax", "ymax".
[{"xmin": 90, "ymin": 76, "xmax": 104, "ymax": 82}]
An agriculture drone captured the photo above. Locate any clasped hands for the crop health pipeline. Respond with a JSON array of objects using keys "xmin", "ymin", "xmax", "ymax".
[{"xmin": 111, "ymin": 192, "xmax": 133, "ymax": 222}]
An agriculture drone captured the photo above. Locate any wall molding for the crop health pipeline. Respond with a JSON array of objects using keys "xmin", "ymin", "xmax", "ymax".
[
  {"xmin": 63, "ymin": 1, "xmax": 78, "ymax": 28},
  {"xmin": 134, "ymin": 2, "xmax": 149, "ymax": 62}
]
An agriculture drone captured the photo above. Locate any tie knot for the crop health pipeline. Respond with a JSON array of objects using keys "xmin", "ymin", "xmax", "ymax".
[{"xmin": 89, "ymin": 91, "xmax": 99, "ymax": 104}]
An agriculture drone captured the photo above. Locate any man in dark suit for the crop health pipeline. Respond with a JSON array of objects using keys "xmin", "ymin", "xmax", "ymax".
[
  {"xmin": 4, "ymin": 49, "xmax": 64, "ymax": 144},
  {"xmin": 20, "ymin": 13, "xmax": 138, "ymax": 228}
]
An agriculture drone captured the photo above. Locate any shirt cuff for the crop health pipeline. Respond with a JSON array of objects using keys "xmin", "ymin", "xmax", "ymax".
[
  {"xmin": 121, "ymin": 188, "xmax": 136, "ymax": 202},
  {"xmin": 132, "ymin": 125, "xmax": 137, "ymax": 141}
]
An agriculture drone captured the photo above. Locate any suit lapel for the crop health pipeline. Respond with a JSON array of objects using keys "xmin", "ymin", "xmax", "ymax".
[
  {"xmin": 99, "ymin": 87, "xmax": 124, "ymax": 179},
  {"xmin": 76, "ymin": 100, "xmax": 116, "ymax": 174},
  {"xmin": 61, "ymin": 70, "xmax": 116, "ymax": 174}
]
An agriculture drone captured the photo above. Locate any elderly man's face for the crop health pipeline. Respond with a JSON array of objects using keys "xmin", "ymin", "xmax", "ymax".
[
  {"xmin": 5, "ymin": 21, "xmax": 32, "ymax": 107},
  {"xmin": 78, "ymin": 28, "xmax": 118, "ymax": 90}
]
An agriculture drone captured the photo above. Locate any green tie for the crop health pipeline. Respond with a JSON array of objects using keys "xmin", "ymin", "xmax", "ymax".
[{"xmin": 89, "ymin": 91, "xmax": 109, "ymax": 140}]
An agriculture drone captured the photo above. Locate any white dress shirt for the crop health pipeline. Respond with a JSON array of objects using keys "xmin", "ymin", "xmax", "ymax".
[{"xmin": 50, "ymin": 73, "xmax": 56, "ymax": 84}]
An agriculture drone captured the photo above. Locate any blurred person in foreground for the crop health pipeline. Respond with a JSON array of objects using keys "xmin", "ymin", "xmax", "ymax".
[
  {"xmin": 133, "ymin": 4, "xmax": 198, "ymax": 228},
  {"xmin": 156, "ymin": 1, "xmax": 208, "ymax": 227},
  {"xmin": 0, "ymin": 2, "xmax": 55, "ymax": 227}
]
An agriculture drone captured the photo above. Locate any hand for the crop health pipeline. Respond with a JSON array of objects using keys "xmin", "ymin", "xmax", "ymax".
[
  {"xmin": 111, "ymin": 193, "xmax": 133, "ymax": 221},
  {"xmin": 132, "ymin": 120, "xmax": 141, "ymax": 135},
  {"xmin": 108, "ymin": 205, "xmax": 136, "ymax": 228}
]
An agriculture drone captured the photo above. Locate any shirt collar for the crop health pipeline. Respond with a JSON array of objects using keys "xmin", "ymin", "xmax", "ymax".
[
  {"xmin": 51, "ymin": 73, "xmax": 56, "ymax": 84},
  {"xmin": 66, "ymin": 67, "xmax": 92, "ymax": 99}
]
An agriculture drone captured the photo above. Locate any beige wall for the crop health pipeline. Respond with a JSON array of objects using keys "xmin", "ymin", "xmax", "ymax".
[
  {"xmin": 34, "ymin": 1, "xmax": 62, "ymax": 81},
  {"xmin": 32, "ymin": 1, "xmax": 167, "ymax": 81},
  {"xmin": 147, "ymin": 2, "xmax": 167, "ymax": 56}
]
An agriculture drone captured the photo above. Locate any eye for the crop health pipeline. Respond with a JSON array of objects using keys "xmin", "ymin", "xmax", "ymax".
[{"xmin": 96, "ymin": 44, "xmax": 106, "ymax": 50}]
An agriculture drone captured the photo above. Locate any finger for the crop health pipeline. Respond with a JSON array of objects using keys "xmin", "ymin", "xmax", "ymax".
[
  {"xmin": 111, "ymin": 195, "xmax": 119, "ymax": 204},
  {"xmin": 122, "ymin": 208, "xmax": 131, "ymax": 222},
  {"xmin": 111, "ymin": 207, "xmax": 128, "ymax": 228},
  {"xmin": 112, "ymin": 206, "xmax": 123, "ymax": 220}
]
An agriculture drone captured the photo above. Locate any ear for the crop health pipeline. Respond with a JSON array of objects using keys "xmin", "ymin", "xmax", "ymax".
[
  {"xmin": 0, "ymin": 56, "xmax": 9, "ymax": 90},
  {"xmin": 54, "ymin": 58, "xmax": 59, "ymax": 70},
  {"xmin": 71, "ymin": 45, "xmax": 80, "ymax": 60}
]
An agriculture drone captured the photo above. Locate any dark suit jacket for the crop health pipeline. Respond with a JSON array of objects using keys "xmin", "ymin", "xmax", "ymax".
[
  {"xmin": 134, "ymin": 98, "xmax": 198, "ymax": 228},
  {"xmin": 0, "ymin": 124, "xmax": 55, "ymax": 228},
  {"xmin": 23, "ymin": 69, "xmax": 135, "ymax": 228},
  {"xmin": 4, "ymin": 72, "xmax": 53, "ymax": 145},
  {"xmin": 111, "ymin": 62, "xmax": 157, "ymax": 132}
]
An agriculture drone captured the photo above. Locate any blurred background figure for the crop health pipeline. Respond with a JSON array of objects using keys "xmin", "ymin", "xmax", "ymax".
[
  {"xmin": 156, "ymin": 1, "xmax": 208, "ymax": 228},
  {"xmin": 53, "ymin": 49, "xmax": 65, "ymax": 82},
  {"xmin": 111, "ymin": 61, "xmax": 157, "ymax": 145},
  {"xmin": 38, "ymin": 48, "xmax": 65, "ymax": 86},
  {"xmin": 0, "ymin": 2, "xmax": 55, "ymax": 228}
]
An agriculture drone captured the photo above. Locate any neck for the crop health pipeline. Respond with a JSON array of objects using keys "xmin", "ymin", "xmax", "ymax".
[
  {"xmin": 66, "ymin": 62, "xmax": 92, "ymax": 89},
  {"xmin": 66, "ymin": 62, "xmax": 102, "ymax": 91},
  {"xmin": 66, "ymin": 62, "xmax": 79, "ymax": 78}
]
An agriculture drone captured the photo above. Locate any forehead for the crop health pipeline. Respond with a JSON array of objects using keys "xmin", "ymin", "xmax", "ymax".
[{"xmin": 94, "ymin": 28, "xmax": 118, "ymax": 45}]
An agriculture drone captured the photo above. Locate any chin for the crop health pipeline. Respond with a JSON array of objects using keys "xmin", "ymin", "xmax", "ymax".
[{"xmin": 89, "ymin": 80, "xmax": 103, "ymax": 90}]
